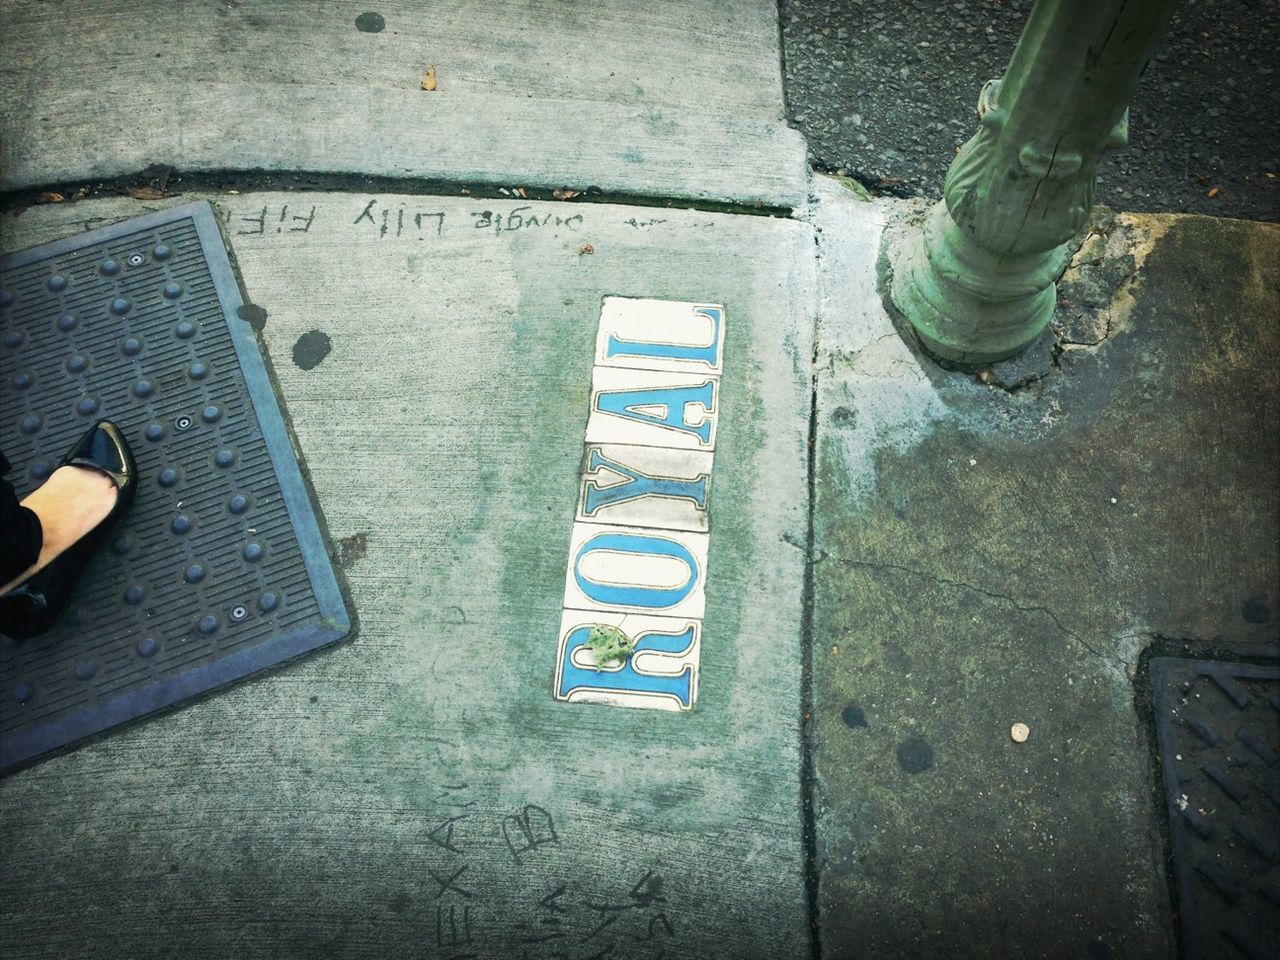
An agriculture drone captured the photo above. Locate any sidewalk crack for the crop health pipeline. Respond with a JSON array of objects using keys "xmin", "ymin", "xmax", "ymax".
[{"xmin": 827, "ymin": 553, "xmax": 1120, "ymax": 665}]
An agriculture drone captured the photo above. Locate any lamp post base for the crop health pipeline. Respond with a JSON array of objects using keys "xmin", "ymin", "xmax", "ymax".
[{"xmin": 890, "ymin": 201, "xmax": 1067, "ymax": 366}]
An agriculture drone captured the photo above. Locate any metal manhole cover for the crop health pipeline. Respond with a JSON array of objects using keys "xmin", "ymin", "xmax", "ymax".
[
  {"xmin": 0, "ymin": 201, "xmax": 349, "ymax": 772},
  {"xmin": 1151, "ymin": 657, "xmax": 1280, "ymax": 960}
]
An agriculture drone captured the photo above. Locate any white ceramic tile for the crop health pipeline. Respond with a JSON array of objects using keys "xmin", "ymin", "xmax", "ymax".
[
  {"xmin": 553, "ymin": 609, "xmax": 701, "ymax": 712},
  {"xmin": 562, "ymin": 521, "xmax": 709, "ymax": 619},
  {"xmin": 585, "ymin": 366, "xmax": 719, "ymax": 451},
  {"xmin": 576, "ymin": 443, "xmax": 713, "ymax": 533},
  {"xmin": 595, "ymin": 297, "xmax": 725, "ymax": 375}
]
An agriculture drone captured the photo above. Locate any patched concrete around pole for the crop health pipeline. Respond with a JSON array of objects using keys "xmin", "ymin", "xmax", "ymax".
[
  {"xmin": 808, "ymin": 175, "xmax": 1279, "ymax": 959},
  {"xmin": 0, "ymin": 194, "xmax": 815, "ymax": 958},
  {"xmin": 0, "ymin": 0, "xmax": 808, "ymax": 208}
]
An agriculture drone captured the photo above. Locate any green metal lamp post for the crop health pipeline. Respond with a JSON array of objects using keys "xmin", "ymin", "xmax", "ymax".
[{"xmin": 890, "ymin": 0, "xmax": 1178, "ymax": 364}]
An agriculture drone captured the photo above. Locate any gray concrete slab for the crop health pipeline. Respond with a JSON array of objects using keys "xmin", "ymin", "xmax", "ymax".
[
  {"xmin": 807, "ymin": 175, "xmax": 1278, "ymax": 958},
  {"xmin": 0, "ymin": 192, "xmax": 816, "ymax": 958},
  {"xmin": 0, "ymin": 0, "xmax": 807, "ymax": 207}
]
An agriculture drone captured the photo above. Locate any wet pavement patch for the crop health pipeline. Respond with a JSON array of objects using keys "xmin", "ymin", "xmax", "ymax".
[
  {"xmin": 1241, "ymin": 597, "xmax": 1274, "ymax": 625},
  {"xmin": 336, "ymin": 531, "xmax": 369, "ymax": 569},
  {"xmin": 0, "ymin": 201, "xmax": 349, "ymax": 773},
  {"xmin": 1150, "ymin": 658, "xmax": 1280, "ymax": 960},
  {"xmin": 236, "ymin": 302, "xmax": 267, "ymax": 331},
  {"xmin": 354, "ymin": 11, "xmax": 384, "ymax": 33},
  {"xmin": 895, "ymin": 735, "xmax": 934, "ymax": 774},
  {"xmin": 840, "ymin": 703, "xmax": 867, "ymax": 728},
  {"xmin": 292, "ymin": 329, "xmax": 331, "ymax": 370}
]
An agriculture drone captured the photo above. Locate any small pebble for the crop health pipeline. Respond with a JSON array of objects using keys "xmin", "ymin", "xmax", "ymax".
[{"xmin": 1011, "ymin": 722, "xmax": 1030, "ymax": 743}]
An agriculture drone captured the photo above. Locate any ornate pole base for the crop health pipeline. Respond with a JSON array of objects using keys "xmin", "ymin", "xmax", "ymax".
[
  {"xmin": 885, "ymin": 0, "xmax": 1175, "ymax": 366},
  {"xmin": 890, "ymin": 201, "xmax": 1071, "ymax": 365}
]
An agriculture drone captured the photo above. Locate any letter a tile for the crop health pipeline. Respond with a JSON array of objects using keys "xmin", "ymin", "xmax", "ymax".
[{"xmin": 586, "ymin": 367, "xmax": 719, "ymax": 451}]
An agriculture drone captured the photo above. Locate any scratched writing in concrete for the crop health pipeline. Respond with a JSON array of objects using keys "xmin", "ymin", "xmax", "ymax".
[
  {"xmin": 519, "ymin": 868, "xmax": 676, "ymax": 960},
  {"xmin": 237, "ymin": 204, "xmax": 317, "ymax": 236},
  {"xmin": 415, "ymin": 803, "xmax": 677, "ymax": 960},
  {"xmin": 354, "ymin": 198, "xmax": 445, "ymax": 239},
  {"xmin": 471, "ymin": 206, "xmax": 584, "ymax": 235},
  {"xmin": 226, "ymin": 198, "xmax": 598, "ymax": 242}
]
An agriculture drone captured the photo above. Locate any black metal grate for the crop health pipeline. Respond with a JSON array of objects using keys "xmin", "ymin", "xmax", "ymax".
[
  {"xmin": 1151, "ymin": 658, "xmax": 1280, "ymax": 960},
  {"xmin": 0, "ymin": 201, "xmax": 349, "ymax": 772}
]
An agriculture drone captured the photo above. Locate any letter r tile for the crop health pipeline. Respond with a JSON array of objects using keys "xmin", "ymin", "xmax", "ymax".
[{"xmin": 554, "ymin": 609, "xmax": 702, "ymax": 712}]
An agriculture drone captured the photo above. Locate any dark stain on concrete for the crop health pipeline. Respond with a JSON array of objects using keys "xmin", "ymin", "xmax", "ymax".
[
  {"xmin": 840, "ymin": 704, "xmax": 867, "ymax": 728},
  {"xmin": 336, "ymin": 532, "xmax": 368, "ymax": 569},
  {"xmin": 1242, "ymin": 597, "xmax": 1273, "ymax": 624},
  {"xmin": 236, "ymin": 303, "xmax": 267, "ymax": 331},
  {"xmin": 895, "ymin": 736, "xmax": 933, "ymax": 774},
  {"xmin": 292, "ymin": 330, "xmax": 332, "ymax": 370},
  {"xmin": 354, "ymin": 11, "xmax": 384, "ymax": 33},
  {"xmin": 388, "ymin": 892, "xmax": 411, "ymax": 915}
]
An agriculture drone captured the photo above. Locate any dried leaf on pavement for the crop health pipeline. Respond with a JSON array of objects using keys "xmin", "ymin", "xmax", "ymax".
[
  {"xmin": 421, "ymin": 66, "xmax": 437, "ymax": 91},
  {"xmin": 35, "ymin": 192, "xmax": 65, "ymax": 204},
  {"xmin": 1207, "ymin": 186, "xmax": 1221, "ymax": 198},
  {"xmin": 553, "ymin": 188, "xmax": 581, "ymax": 200},
  {"xmin": 129, "ymin": 186, "xmax": 168, "ymax": 200}
]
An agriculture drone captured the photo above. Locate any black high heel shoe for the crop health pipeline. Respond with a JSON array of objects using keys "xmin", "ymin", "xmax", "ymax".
[{"xmin": 0, "ymin": 421, "xmax": 138, "ymax": 641}]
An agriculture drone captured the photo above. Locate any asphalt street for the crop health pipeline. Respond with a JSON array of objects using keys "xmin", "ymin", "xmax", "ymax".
[{"xmin": 782, "ymin": 0, "xmax": 1279, "ymax": 222}]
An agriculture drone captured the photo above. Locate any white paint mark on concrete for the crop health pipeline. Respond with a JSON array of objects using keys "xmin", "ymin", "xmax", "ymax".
[{"xmin": 811, "ymin": 176, "xmax": 947, "ymax": 504}]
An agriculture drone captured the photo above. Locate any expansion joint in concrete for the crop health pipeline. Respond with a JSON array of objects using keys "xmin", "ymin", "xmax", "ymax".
[
  {"xmin": 0, "ymin": 167, "xmax": 798, "ymax": 221},
  {"xmin": 798, "ymin": 253, "xmax": 825, "ymax": 960}
]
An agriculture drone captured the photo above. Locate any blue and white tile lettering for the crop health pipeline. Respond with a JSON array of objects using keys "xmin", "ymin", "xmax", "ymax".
[
  {"xmin": 563, "ymin": 521, "xmax": 709, "ymax": 620},
  {"xmin": 585, "ymin": 366, "xmax": 719, "ymax": 451},
  {"xmin": 595, "ymin": 298, "xmax": 725, "ymax": 376},
  {"xmin": 578, "ymin": 444, "xmax": 712, "ymax": 533},
  {"xmin": 555, "ymin": 610, "xmax": 701, "ymax": 713},
  {"xmin": 556, "ymin": 298, "xmax": 725, "ymax": 712}
]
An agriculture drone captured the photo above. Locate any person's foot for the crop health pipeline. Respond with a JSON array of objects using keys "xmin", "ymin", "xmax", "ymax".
[{"xmin": 0, "ymin": 465, "xmax": 119, "ymax": 596}]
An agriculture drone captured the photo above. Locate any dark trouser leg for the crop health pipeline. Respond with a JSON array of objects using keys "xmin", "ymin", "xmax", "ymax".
[{"xmin": 1, "ymin": 450, "xmax": 43, "ymax": 586}]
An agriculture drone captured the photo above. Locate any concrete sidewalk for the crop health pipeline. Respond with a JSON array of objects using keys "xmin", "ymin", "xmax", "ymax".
[
  {"xmin": 809, "ymin": 180, "xmax": 1279, "ymax": 959},
  {"xmin": 0, "ymin": 0, "xmax": 806, "ymax": 207},
  {"xmin": 1, "ymin": 191, "xmax": 816, "ymax": 958},
  {"xmin": 2, "ymin": 2, "xmax": 1278, "ymax": 959}
]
